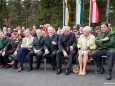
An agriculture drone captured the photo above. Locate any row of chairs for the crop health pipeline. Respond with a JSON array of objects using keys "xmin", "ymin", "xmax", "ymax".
[{"xmin": 8, "ymin": 54, "xmax": 107, "ymax": 70}]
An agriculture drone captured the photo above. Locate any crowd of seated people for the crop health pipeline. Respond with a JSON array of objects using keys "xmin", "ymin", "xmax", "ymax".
[{"xmin": 0, "ymin": 22, "xmax": 115, "ymax": 80}]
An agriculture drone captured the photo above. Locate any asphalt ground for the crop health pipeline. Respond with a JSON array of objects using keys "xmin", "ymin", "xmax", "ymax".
[{"xmin": 0, "ymin": 62, "xmax": 115, "ymax": 86}]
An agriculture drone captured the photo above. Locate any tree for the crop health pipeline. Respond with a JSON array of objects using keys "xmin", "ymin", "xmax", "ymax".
[
  {"xmin": 0, "ymin": 0, "xmax": 9, "ymax": 29},
  {"xmin": 8, "ymin": 0, "xmax": 24, "ymax": 28},
  {"xmin": 1, "ymin": 0, "xmax": 115, "ymax": 28}
]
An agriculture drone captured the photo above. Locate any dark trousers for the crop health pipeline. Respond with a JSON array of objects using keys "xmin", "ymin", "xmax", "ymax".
[
  {"xmin": 43, "ymin": 50, "xmax": 57, "ymax": 67},
  {"xmin": 0, "ymin": 52, "xmax": 5, "ymax": 65},
  {"xmin": 15, "ymin": 48, "xmax": 30, "ymax": 65},
  {"xmin": 56, "ymin": 50, "xmax": 76, "ymax": 69},
  {"xmin": 28, "ymin": 50, "xmax": 44, "ymax": 68},
  {"xmin": 3, "ymin": 51, "xmax": 13, "ymax": 65},
  {"xmin": 92, "ymin": 49, "xmax": 115, "ymax": 72}
]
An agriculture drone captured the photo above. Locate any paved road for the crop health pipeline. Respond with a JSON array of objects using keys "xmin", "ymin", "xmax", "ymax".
[{"xmin": 0, "ymin": 63, "xmax": 115, "ymax": 86}]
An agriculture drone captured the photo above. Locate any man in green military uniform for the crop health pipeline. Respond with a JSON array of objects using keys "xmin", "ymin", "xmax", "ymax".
[
  {"xmin": 92, "ymin": 22, "xmax": 115, "ymax": 80},
  {"xmin": 0, "ymin": 31, "xmax": 9, "ymax": 68}
]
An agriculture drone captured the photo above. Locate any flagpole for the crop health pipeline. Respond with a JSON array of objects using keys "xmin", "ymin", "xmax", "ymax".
[
  {"xmin": 89, "ymin": 0, "xmax": 91, "ymax": 26},
  {"xmin": 76, "ymin": 0, "xmax": 77, "ymax": 26},
  {"xmin": 63, "ymin": 0, "xmax": 64, "ymax": 26}
]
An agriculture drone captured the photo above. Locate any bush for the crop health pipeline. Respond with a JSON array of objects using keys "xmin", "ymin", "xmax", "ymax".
[{"xmin": 112, "ymin": 26, "xmax": 115, "ymax": 31}]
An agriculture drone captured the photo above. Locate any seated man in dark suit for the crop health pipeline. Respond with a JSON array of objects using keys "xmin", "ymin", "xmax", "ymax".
[
  {"xmin": 56, "ymin": 26, "xmax": 77, "ymax": 75},
  {"xmin": 0, "ymin": 31, "xmax": 9, "ymax": 68},
  {"xmin": 43, "ymin": 26, "xmax": 59, "ymax": 70},
  {"xmin": 27, "ymin": 30, "xmax": 45, "ymax": 71}
]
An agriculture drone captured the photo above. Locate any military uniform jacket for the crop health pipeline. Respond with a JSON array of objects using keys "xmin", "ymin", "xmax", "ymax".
[{"xmin": 3, "ymin": 37, "xmax": 22, "ymax": 53}]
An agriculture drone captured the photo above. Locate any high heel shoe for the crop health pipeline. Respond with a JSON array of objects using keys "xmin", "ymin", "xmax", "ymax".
[
  {"xmin": 82, "ymin": 72, "xmax": 86, "ymax": 76},
  {"xmin": 78, "ymin": 72, "xmax": 82, "ymax": 75}
]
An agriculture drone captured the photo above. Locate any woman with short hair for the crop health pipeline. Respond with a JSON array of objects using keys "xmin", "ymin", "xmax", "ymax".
[{"xmin": 77, "ymin": 26, "xmax": 96, "ymax": 75}]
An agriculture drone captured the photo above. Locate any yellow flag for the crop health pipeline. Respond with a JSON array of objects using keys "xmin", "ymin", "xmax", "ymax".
[{"xmin": 63, "ymin": 0, "xmax": 69, "ymax": 26}]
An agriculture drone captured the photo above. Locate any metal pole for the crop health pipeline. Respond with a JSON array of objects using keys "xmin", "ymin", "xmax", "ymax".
[
  {"xmin": 63, "ymin": 0, "xmax": 64, "ymax": 26},
  {"xmin": 89, "ymin": 0, "xmax": 91, "ymax": 26},
  {"xmin": 109, "ymin": 13, "xmax": 112, "ymax": 23},
  {"xmin": 75, "ymin": 0, "xmax": 77, "ymax": 26}
]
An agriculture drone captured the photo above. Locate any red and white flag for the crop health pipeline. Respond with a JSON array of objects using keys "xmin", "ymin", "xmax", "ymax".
[{"xmin": 90, "ymin": 0, "xmax": 99, "ymax": 23}]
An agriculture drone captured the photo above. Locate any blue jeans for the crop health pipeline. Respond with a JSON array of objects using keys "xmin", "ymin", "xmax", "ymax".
[{"xmin": 15, "ymin": 48, "xmax": 29, "ymax": 65}]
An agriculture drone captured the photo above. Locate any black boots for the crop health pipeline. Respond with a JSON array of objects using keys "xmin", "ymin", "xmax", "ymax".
[
  {"xmin": 56, "ymin": 69, "xmax": 62, "ymax": 74},
  {"xmin": 106, "ymin": 71, "xmax": 112, "ymax": 80},
  {"xmin": 65, "ymin": 69, "xmax": 70, "ymax": 75},
  {"xmin": 28, "ymin": 65, "xmax": 33, "ymax": 72}
]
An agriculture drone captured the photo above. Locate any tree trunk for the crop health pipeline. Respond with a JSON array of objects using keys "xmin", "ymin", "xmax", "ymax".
[{"xmin": 106, "ymin": 0, "xmax": 110, "ymax": 23}]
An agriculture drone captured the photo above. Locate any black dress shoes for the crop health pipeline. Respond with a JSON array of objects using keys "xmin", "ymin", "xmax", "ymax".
[
  {"xmin": 4, "ymin": 65, "xmax": 11, "ymax": 69},
  {"xmin": 99, "ymin": 67, "xmax": 105, "ymax": 74},
  {"xmin": 52, "ymin": 66, "xmax": 56, "ymax": 70},
  {"xmin": 95, "ymin": 66, "xmax": 105, "ymax": 74},
  {"xmin": 34, "ymin": 63, "xmax": 40, "ymax": 70},
  {"xmin": 0, "ymin": 65, "xmax": 5, "ymax": 68},
  {"xmin": 106, "ymin": 72, "xmax": 112, "ymax": 80},
  {"xmin": 35, "ymin": 66, "xmax": 40, "ymax": 70},
  {"xmin": 65, "ymin": 69, "xmax": 70, "ymax": 75},
  {"xmin": 28, "ymin": 67, "xmax": 33, "ymax": 72},
  {"xmin": 56, "ymin": 69, "xmax": 62, "ymax": 74}
]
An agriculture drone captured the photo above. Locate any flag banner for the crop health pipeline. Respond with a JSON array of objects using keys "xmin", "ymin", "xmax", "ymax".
[
  {"xmin": 63, "ymin": 0, "xmax": 69, "ymax": 26},
  {"xmin": 90, "ymin": 0, "xmax": 99, "ymax": 23},
  {"xmin": 76, "ymin": 0, "xmax": 83, "ymax": 25}
]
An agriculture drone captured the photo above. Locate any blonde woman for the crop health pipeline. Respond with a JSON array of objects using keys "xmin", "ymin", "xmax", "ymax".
[{"xmin": 77, "ymin": 26, "xmax": 96, "ymax": 75}]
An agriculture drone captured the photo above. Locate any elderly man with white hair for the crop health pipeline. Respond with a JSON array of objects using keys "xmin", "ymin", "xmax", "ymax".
[
  {"xmin": 43, "ymin": 26, "xmax": 59, "ymax": 70},
  {"xmin": 77, "ymin": 26, "xmax": 96, "ymax": 76},
  {"xmin": 56, "ymin": 26, "xmax": 77, "ymax": 75},
  {"xmin": 27, "ymin": 29, "xmax": 45, "ymax": 71}
]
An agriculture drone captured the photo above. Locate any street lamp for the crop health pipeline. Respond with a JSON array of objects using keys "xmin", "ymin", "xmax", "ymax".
[{"xmin": 109, "ymin": 3, "xmax": 113, "ymax": 23}]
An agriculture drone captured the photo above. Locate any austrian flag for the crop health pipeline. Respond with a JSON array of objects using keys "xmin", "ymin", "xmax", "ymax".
[{"xmin": 90, "ymin": 0, "xmax": 99, "ymax": 23}]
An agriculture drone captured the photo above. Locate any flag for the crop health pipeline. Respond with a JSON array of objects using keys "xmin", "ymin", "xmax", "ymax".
[
  {"xmin": 76, "ymin": 0, "xmax": 83, "ymax": 25},
  {"xmin": 90, "ymin": 0, "xmax": 99, "ymax": 24},
  {"xmin": 63, "ymin": 0, "xmax": 69, "ymax": 26}
]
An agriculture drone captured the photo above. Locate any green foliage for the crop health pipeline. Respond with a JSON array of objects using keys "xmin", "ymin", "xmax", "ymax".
[
  {"xmin": 38, "ymin": 0, "xmax": 63, "ymax": 28},
  {"xmin": 112, "ymin": 26, "xmax": 115, "ymax": 31},
  {"xmin": 0, "ymin": 0, "xmax": 115, "ymax": 29},
  {"xmin": 0, "ymin": 0, "xmax": 9, "ymax": 28},
  {"xmin": 7, "ymin": 0, "xmax": 24, "ymax": 27}
]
